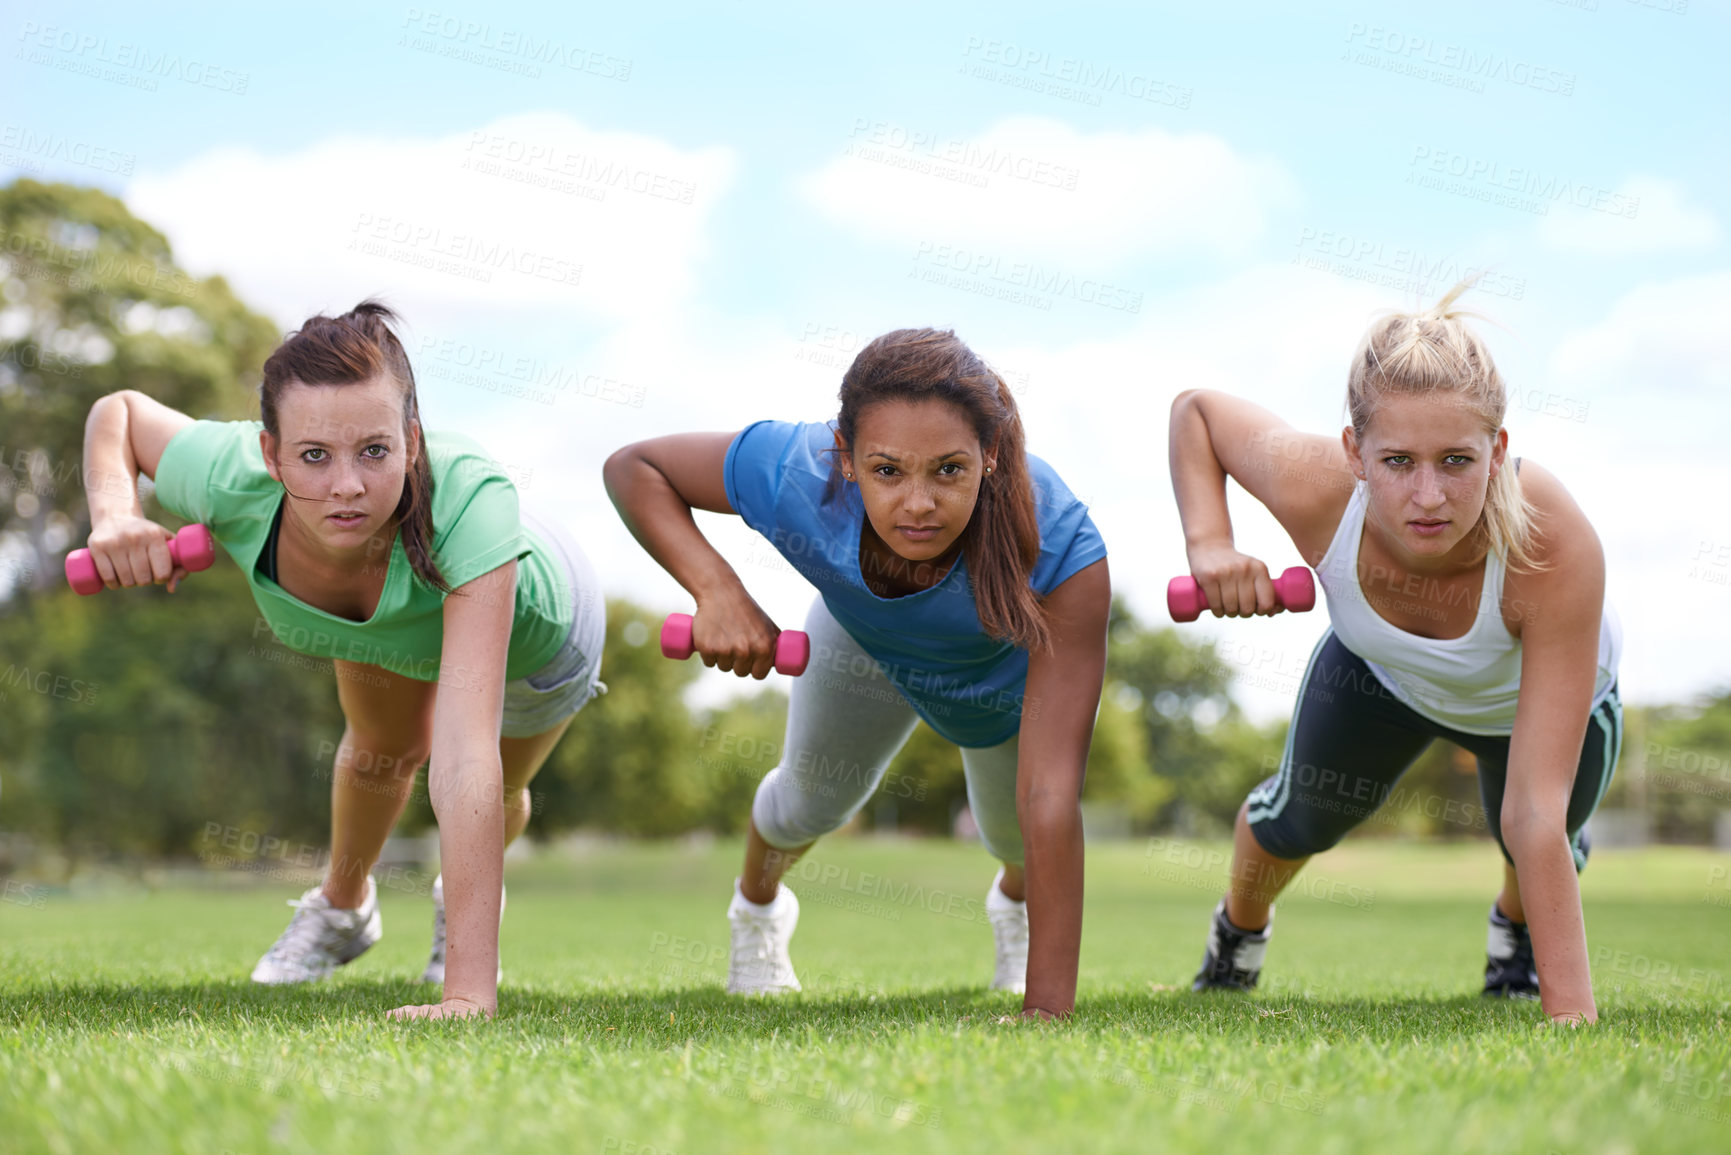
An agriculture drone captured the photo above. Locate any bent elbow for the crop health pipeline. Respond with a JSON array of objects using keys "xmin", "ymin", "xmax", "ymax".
[
  {"xmin": 89, "ymin": 390, "xmax": 133, "ymax": 419},
  {"xmin": 1500, "ymin": 806, "xmax": 1567, "ymax": 857},
  {"xmin": 601, "ymin": 444, "xmax": 642, "ymax": 497}
]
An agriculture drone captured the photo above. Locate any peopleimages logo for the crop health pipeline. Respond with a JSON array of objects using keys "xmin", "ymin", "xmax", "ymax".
[
  {"xmin": 15, "ymin": 22, "xmax": 250, "ymax": 93},
  {"xmin": 1407, "ymin": 147, "xmax": 1638, "ymax": 218},
  {"xmin": 1342, "ymin": 24, "xmax": 1576, "ymax": 96},
  {"xmin": 911, "ymin": 241, "xmax": 1143, "ymax": 314}
]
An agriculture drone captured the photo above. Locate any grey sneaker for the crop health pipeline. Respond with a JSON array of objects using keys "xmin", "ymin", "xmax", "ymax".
[
  {"xmin": 985, "ymin": 868, "xmax": 1028, "ymax": 993},
  {"xmin": 420, "ymin": 873, "xmax": 506, "ymax": 984},
  {"xmin": 250, "ymin": 876, "xmax": 381, "ymax": 984},
  {"xmin": 725, "ymin": 879, "xmax": 801, "ymax": 995}
]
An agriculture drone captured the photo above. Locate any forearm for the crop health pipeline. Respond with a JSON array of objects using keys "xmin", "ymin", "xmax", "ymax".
[
  {"xmin": 1506, "ymin": 821, "xmax": 1596, "ymax": 1021},
  {"xmin": 604, "ymin": 454, "xmax": 743, "ymax": 604},
  {"xmin": 1019, "ymin": 792, "xmax": 1085, "ymax": 1017},
  {"xmin": 82, "ymin": 392, "xmax": 144, "ymax": 525},
  {"xmin": 1167, "ymin": 391, "xmax": 1235, "ymax": 550},
  {"xmin": 430, "ymin": 748, "xmax": 506, "ymax": 1010}
]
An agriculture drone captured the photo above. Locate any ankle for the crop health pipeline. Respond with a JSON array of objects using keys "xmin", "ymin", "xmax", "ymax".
[
  {"xmin": 1221, "ymin": 898, "xmax": 1270, "ymax": 935},
  {"xmin": 735, "ymin": 878, "xmax": 781, "ymax": 910},
  {"xmin": 322, "ymin": 879, "xmax": 369, "ymax": 910}
]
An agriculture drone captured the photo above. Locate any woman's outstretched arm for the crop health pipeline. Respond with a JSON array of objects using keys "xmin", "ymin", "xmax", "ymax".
[
  {"xmin": 1017, "ymin": 557, "xmax": 1111, "ymax": 1018},
  {"xmin": 388, "ymin": 558, "xmax": 518, "ymax": 1021},
  {"xmin": 1503, "ymin": 463, "xmax": 1607, "ymax": 1025}
]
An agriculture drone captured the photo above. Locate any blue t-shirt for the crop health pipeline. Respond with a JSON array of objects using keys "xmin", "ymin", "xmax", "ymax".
[{"xmin": 723, "ymin": 419, "xmax": 1107, "ymax": 747}]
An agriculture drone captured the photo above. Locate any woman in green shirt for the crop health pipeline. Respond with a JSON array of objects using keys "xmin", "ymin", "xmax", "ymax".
[{"xmin": 79, "ymin": 301, "xmax": 603, "ymax": 1021}]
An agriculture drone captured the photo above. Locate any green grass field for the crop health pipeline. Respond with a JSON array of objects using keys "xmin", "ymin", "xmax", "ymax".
[{"xmin": 3, "ymin": 837, "xmax": 1728, "ymax": 1154}]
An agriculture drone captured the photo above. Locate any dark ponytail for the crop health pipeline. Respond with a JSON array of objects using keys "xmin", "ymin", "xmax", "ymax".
[
  {"xmin": 260, "ymin": 300, "xmax": 453, "ymax": 595},
  {"xmin": 834, "ymin": 328, "xmax": 1048, "ymax": 652}
]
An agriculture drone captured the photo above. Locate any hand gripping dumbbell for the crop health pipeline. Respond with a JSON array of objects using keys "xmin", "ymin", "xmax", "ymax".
[
  {"xmin": 1167, "ymin": 566, "xmax": 1316, "ymax": 623},
  {"xmin": 659, "ymin": 612, "xmax": 810, "ymax": 676},
  {"xmin": 65, "ymin": 524, "xmax": 216, "ymax": 596}
]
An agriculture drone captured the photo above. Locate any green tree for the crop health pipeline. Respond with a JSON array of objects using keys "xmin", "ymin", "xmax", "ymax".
[
  {"xmin": 0, "ymin": 178, "xmax": 278, "ymax": 588},
  {"xmin": 0, "ymin": 178, "xmax": 343, "ymax": 872},
  {"xmin": 520, "ymin": 600, "xmax": 707, "ymax": 837},
  {"xmin": 1103, "ymin": 598, "xmax": 1286, "ymax": 833},
  {"xmin": 1613, "ymin": 689, "xmax": 1731, "ymax": 843}
]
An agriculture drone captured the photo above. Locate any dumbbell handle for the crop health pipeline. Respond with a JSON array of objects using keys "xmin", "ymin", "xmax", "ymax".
[
  {"xmin": 65, "ymin": 524, "xmax": 216, "ymax": 596},
  {"xmin": 660, "ymin": 612, "xmax": 810, "ymax": 676},
  {"xmin": 1168, "ymin": 566, "xmax": 1316, "ymax": 623}
]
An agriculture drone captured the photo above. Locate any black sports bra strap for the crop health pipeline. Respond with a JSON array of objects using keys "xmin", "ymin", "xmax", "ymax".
[{"xmin": 261, "ymin": 502, "xmax": 283, "ymax": 582}]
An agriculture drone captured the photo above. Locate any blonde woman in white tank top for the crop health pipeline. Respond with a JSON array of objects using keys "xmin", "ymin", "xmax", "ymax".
[{"xmin": 1167, "ymin": 279, "xmax": 1620, "ymax": 1027}]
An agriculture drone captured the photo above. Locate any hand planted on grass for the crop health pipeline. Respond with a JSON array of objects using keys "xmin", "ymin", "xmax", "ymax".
[
  {"xmin": 388, "ymin": 997, "xmax": 494, "ymax": 1022},
  {"xmin": 1545, "ymin": 1011, "xmax": 1594, "ymax": 1028},
  {"xmin": 992, "ymin": 1007, "xmax": 1063, "ymax": 1024}
]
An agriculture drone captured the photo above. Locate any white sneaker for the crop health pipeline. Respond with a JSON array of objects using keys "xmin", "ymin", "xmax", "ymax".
[
  {"xmin": 725, "ymin": 879, "xmax": 801, "ymax": 995},
  {"xmin": 421, "ymin": 873, "xmax": 506, "ymax": 984},
  {"xmin": 986, "ymin": 868, "xmax": 1028, "ymax": 994},
  {"xmin": 250, "ymin": 876, "xmax": 381, "ymax": 984}
]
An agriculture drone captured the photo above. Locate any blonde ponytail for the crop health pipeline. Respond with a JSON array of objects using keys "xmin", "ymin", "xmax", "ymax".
[{"xmin": 1345, "ymin": 276, "xmax": 1547, "ymax": 573}]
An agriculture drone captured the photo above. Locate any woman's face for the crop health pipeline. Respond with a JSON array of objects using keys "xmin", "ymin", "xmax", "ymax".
[
  {"xmin": 1344, "ymin": 390, "xmax": 1506, "ymax": 565},
  {"xmin": 260, "ymin": 375, "xmax": 417, "ymax": 552},
  {"xmin": 839, "ymin": 398, "xmax": 993, "ymax": 565}
]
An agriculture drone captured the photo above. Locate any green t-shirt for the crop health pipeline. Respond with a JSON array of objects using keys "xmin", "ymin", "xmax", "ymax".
[{"xmin": 154, "ymin": 420, "xmax": 571, "ymax": 683}]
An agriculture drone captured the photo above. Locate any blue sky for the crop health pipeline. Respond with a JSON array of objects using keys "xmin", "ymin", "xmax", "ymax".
[{"xmin": 5, "ymin": 0, "xmax": 1728, "ymax": 718}]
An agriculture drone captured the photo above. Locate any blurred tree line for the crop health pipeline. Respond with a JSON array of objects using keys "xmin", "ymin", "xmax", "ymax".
[{"xmin": 2, "ymin": 179, "xmax": 1724, "ymax": 880}]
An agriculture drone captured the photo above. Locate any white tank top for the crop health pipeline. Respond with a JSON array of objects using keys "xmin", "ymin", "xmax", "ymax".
[{"xmin": 1315, "ymin": 481, "xmax": 1621, "ymax": 736}]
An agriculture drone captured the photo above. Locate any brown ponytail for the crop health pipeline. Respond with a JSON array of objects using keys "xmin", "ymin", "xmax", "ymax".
[
  {"xmin": 260, "ymin": 300, "xmax": 453, "ymax": 594},
  {"xmin": 834, "ymin": 328, "xmax": 1049, "ymax": 652}
]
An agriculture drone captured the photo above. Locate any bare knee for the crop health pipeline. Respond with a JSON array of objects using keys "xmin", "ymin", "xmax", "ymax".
[{"xmin": 336, "ymin": 725, "xmax": 429, "ymax": 785}]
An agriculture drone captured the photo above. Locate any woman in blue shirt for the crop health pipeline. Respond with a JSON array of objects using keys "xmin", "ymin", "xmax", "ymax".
[{"xmin": 605, "ymin": 327, "xmax": 1109, "ymax": 1019}]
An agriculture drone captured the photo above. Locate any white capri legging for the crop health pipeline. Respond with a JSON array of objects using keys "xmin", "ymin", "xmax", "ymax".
[{"xmin": 751, "ymin": 596, "xmax": 1025, "ymax": 864}]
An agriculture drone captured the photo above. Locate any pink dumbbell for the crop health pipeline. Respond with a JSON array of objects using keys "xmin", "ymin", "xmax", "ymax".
[
  {"xmin": 1168, "ymin": 566, "xmax": 1316, "ymax": 623},
  {"xmin": 660, "ymin": 612, "xmax": 810, "ymax": 676},
  {"xmin": 65, "ymin": 524, "xmax": 216, "ymax": 596}
]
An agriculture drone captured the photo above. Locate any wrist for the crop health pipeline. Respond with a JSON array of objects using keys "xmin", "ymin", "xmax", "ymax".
[
  {"xmin": 1183, "ymin": 532, "xmax": 1234, "ymax": 555},
  {"xmin": 86, "ymin": 491, "xmax": 144, "ymax": 526},
  {"xmin": 442, "ymin": 990, "xmax": 497, "ymax": 1015},
  {"xmin": 1021, "ymin": 989, "xmax": 1074, "ymax": 1018},
  {"xmin": 691, "ymin": 573, "xmax": 749, "ymax": 612}
]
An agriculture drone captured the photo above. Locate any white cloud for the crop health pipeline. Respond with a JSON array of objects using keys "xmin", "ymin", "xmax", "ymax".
[
  {"xmin": 1549, "ymin": 270, "xmax": 1731, "ymax": 398},
  {"xmin": 1542, "ymin": 270, "xmax": 1731, "ymax": 708},
  {"xmin": 1538, "ymin": 175, "xmax": 1721, "ymax": 256},
  {"xmin": 126, "ymin": 111, "xmax": 736, "ymax": 328},
  {"xmin": 799, "ymin": 115, "xmax": 1295, "ymax": 266}
]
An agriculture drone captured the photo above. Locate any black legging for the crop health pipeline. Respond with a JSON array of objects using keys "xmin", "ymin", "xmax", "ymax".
[{"xmin": 1245, "ymin": 630, "xmax": 1622, "ymax": 868}]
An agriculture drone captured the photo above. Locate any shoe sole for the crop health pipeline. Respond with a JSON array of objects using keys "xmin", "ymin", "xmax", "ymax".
[
  {"xmin": 725, "ymin": 982, "xmax": 801, "ymax": 995},
  {"xmin": 250, "ymin": 908, "xmax": 381, "ymax": 985}
]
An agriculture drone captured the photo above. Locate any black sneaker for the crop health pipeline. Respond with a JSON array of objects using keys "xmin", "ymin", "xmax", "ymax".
[
  {"xmin": 1192, "ymin": 899, "xmax": 1273, "ymax": 991},
  {"xmin": 1482, "ymin": 902, "xmax": 1539, "ymax": 999}
]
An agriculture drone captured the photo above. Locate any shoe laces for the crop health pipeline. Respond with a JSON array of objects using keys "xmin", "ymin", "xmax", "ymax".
[
  {"xmin": 730, "ymin": 905, "xmax": 782, "ymax": 963},
  {"xmin": 1209, "ymin": 906, "xmax": 1268, "ymax": 980},
  {"xmin": 265, "ymin": 893, "xmax": 352, "ymax": 963},
  {"xmin": 989, "ymin": 904, "xmax": 1029, "ymax": 953}
]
